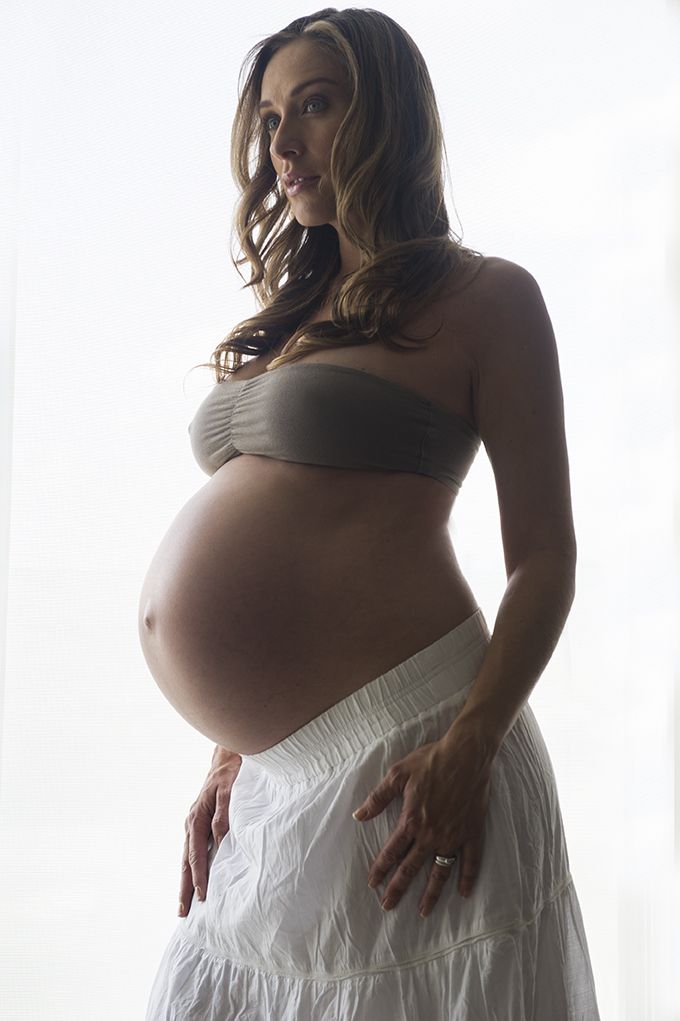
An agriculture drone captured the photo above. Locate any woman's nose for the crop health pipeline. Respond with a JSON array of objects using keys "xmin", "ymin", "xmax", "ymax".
[{"xmin": 270, "ymin": 129, "xmax": 302, "ymax": 163}]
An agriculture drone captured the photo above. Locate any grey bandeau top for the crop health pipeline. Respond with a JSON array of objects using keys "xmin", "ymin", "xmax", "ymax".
[{"xmin": 188, "ymin": 362, "xmax": 481, "ymax": 494}]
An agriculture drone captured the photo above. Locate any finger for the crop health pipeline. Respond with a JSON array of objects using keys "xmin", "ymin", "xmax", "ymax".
[
  {"xmin": 377, "ymin": 842, "xmax": 430, "ymax": 910},
  {"xmin": 187, "ymin": 808, "xmax": 212, "ymax": 903},
  {"xmin": 367, "ymin": 827, "xmax": 415, "ymax": 891},
  {"xmin": 457, "ymin": 829, "xmax": 485, "ymax": 897},
  {"xmin": 354, "ymin": 763, "xmax": 404, "ymax": 821},
  {"xmin": 178, "ymin": 830, "xmax": 194, "ymax": 916},
  {"xmin": 211, "ymin": 787, "xmax": 232, "ymax": 848},
  {"xmin": 418, "ymin": 855, "xmax": 459, "ymax": 917}
]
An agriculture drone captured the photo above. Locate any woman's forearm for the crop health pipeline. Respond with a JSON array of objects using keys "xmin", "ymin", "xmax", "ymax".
[{"xmin": 444, "ymin": 549, "xmax": 577, "ymax": 760}]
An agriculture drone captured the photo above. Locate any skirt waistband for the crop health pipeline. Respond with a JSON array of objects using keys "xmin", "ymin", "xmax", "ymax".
[{"xmin": 239, "ymin": 607, "xmax": 491, "ymax": 784}]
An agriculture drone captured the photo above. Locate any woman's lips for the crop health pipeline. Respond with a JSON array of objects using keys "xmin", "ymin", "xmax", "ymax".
[{"xmin": 286, "ymin": 176, "xmax": 320, "ymax": 196}]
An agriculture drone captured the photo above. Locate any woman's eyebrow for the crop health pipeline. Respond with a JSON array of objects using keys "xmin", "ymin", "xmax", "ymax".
[{"xmin": 258, "ymin": 77, "xmax": 339, "ymax": 111}]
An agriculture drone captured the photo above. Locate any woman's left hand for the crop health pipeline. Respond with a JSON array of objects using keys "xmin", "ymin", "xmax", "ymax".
[{"xmin": 351, "ymin": 722, "xmax": 497, "ymax": 917}]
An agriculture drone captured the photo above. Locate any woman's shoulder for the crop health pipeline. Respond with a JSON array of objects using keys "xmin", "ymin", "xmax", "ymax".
[
  {"xmin": 458, "ymin": 256, "xmax": 554, "ymax": 385},
  {"xmin": 440, "ymin": 254, "xmax": 542, "ymax": 329},
  {"xmin": 435, "ymin": 254, "xmax": 547, "ymax": 382},
  {"xmin": 471, "ymin": 255, "xmax": 541, "ymax": 302},
  {"xmin": 433, "ymin": 253, "xmax": 513, "ymax": 306},
  {"xmin": 456, "ymin": 253, "xmax": 534, "ymax": 292}
]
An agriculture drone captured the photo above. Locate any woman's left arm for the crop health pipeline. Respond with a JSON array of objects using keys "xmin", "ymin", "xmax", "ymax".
[
  {"xmin": 353, "ymin": 259, "xmax": 579, "ymax": 914},
  {"xmin": 449, "ymin": 256, "xmax": 578, "ymax": 756},
  {"xmin": 446, "ymin": 547, "xmax": 576, "ymax": 758}
]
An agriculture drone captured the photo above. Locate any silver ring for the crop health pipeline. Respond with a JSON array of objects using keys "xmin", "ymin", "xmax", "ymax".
[{"xmin": 434, "ymin": 854, "xmax": 458, "ymax": 867}]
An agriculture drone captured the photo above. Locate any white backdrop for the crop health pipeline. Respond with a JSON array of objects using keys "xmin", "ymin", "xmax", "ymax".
[{"xmin": 1, "ymin": 1, "xmax": 678, "ymax": 1018}]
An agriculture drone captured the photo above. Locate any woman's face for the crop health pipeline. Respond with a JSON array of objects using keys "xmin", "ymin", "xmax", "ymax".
[{"xmin": 259, "ymin": 38, "xmax": 352, "ymax": 227}]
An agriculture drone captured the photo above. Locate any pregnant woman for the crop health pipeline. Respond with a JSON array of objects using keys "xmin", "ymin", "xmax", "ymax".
[{"xmin": 140, "ymin": 8, "xmax": 601, "ymax": 1019}]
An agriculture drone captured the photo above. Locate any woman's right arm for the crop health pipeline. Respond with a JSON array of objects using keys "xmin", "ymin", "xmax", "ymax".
[{"xmin": 177, "ymin": 745, "xmax": 243, "ymax": 917}]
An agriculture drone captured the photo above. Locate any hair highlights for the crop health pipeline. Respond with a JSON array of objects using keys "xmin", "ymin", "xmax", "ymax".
[{"xmin": 190, "ymin": 8, "xmax": 484, "ymax": 383}]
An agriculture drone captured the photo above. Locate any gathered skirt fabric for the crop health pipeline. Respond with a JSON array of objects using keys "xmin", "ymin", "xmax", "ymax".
[{"xmin": 146, "ymin": 607, "xmax": 600, "ymax": 1020}]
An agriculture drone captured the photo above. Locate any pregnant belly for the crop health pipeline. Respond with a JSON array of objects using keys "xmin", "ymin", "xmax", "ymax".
[{"xmin": 138, "ymin": 456, "xmax": 477, "ymax": 754}]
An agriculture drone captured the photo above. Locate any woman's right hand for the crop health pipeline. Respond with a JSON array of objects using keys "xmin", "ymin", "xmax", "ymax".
[{"xmin": 178, "ymin": 746, "xmax": 243, "ymax": 917}]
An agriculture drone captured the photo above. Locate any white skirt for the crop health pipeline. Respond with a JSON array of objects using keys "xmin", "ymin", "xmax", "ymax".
[{"xmin": 145, "ymin": 608, "xmax": 601, "ymax": 1020}]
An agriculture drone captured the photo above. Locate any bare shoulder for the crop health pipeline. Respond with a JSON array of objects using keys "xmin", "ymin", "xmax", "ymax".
[
  {"xmin": 455, "ymin": 254, "xmax": 542, "ymax": 320},
  {"xmin": 434, "ymin": 253, "xmax": 533, "ymax": 335},
  {"xmin": 475, "ymin": 254, "xmax": 545, "ymax": 312},
  {"xmin": 429, "ymin": 255, "xmax": 544, "ymax": 420},
  {"xmin": 452, "ymin": 254, "xmax": 555, "ymax": 378}
]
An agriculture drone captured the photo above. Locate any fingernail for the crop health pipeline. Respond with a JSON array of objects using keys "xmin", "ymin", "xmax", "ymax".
[
  {"xmin": 381, "ymin": 897, "xmax": 395, "ymax": 911},
  {"xmin": 196, "ymin": 887, "xmax": 204, "ymax": 901},
  {"xmin": 178, "ymin": 902, "xmax": 185, "ymax": 916},
  {"xmin": 352, "ymin": 808, "xmax": 367, "ymax": 821}
]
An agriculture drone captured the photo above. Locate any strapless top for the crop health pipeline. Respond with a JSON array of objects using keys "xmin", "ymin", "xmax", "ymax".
[{"xmin": 188, "ymin": 361, "xmax": 481, "ymax": 494}]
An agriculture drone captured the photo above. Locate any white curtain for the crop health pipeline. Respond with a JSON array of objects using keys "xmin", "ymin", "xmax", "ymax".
[{"xmin": 1, "ymin": 1, "xmax": 677, "ymax": 1018}]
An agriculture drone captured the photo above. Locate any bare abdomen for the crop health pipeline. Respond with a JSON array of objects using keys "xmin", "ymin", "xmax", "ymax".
[{"xmin": 138, "ymin": 454, "xmax": 478, "ymax": 754}]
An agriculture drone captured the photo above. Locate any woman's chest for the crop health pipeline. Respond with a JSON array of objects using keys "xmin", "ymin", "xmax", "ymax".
[{"xmin": 233, "ymin": 277, "xmax": 482, "ymax": 436}]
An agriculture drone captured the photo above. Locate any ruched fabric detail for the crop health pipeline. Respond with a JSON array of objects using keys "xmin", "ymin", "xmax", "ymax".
[
  {"xmin": 146, "ymin": 608, "xmax": 601, "ymax": 1019},
  {"xmin": 188, "ymin": 362, "xmax": 481, "ymax": 494}
]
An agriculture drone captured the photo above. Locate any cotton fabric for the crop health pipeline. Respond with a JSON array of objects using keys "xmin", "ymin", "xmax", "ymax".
[{"xmin": 146, "ymin": 607, "xmax": 601, "ymax": 1019}]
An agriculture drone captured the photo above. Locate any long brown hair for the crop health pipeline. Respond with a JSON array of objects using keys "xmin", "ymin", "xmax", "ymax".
[{"xmin": 190, "ymin": 7, "xmax": 484, "ymax": 383}]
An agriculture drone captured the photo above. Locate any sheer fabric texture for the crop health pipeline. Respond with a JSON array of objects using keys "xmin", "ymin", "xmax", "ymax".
[{"xmin": 146, "ymin": 608, "xmax": 600, "ymax": 1020}]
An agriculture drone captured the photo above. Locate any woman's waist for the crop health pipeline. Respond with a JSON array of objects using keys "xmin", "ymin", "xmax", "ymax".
[
  {"xmin": 201, "ymin": 470, "xmax": 462, "ymax": 577},
  {"xmin": 247, "ymin": 566, "xmax": 478, "ymax": 641},
  {"xmin": 212, "ymin": 537, "xmax": 475, "ymax": 626},
  {"xmin": 209, "ymin": 452, "xmax": 458, "ymax": 532}
]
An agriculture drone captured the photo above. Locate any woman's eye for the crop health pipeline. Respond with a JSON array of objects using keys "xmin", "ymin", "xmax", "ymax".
[{"xmin": 262, "ymin": 97, "xmax": 327, "ymax": 133}]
